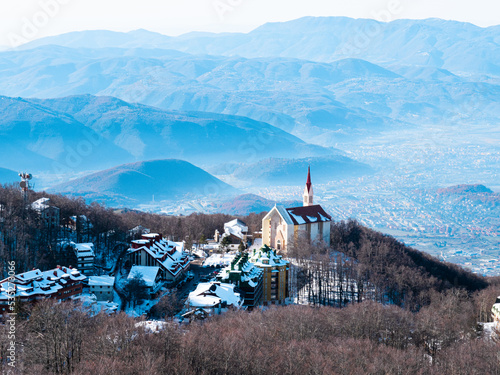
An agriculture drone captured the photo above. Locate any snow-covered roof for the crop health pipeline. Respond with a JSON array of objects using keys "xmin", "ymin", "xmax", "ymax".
[
  {"xmin": 88, "ymin": 275, "xmax": 115, "ymax": 287},
  {"xmin": 187, "ymin": 282, "xmax": 243, "ymax": 308},
  {"xmin": 264, "ymin": 205, "xmax": 295, "ymax": 226},
  {"xmin": 264, "ymin": 204, "xmax": 331, "ymax": 227},
  {"xmin": 203, "ymin": 253, "xmax": 237, "ymax": 267},
  {"xmin": 223, "ymin": 219, "xmax": 248, "ymax": 240},
  {"xmin": 31, "ymin": 197, "xmax": 51, "ymax": 211},
  {"xmin": 217, "ymin": 253, "xmax": 263, "ymax": 286},
  {"xmin": 249, "ymin": 245, "xmax": 289, "ymax": 268},
  {"xmin": 128, "ymin": 266, "xmax": 160, "ymax": 287},
  {"xmin": 128, "ymin": 235, "xmax": 190, "ymax": 276},
  {"xmin": 285, "ymin": 205, "xmax": 332, "ymax": 225},
  {"xmin": 74, "ymin": 243, "xmax": 95, "ymax": 257},
  {"xmin": 0, "ymin": 266, "xmax": 86, "ymax": 302}
]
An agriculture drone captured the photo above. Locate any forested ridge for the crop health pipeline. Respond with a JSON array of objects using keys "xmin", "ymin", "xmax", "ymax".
[
  {"xmin": 2, "ymin": 296, "xmax": 499, "ymax": 374},
  {"xmin": 1, "ymin": 184, "xmax": 500, "ymax": 374}
]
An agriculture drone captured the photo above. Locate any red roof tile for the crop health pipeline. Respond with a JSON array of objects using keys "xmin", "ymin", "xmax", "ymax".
[{"xmin": 285, "ymin": 205, "xmax": 332, "ymax": 225}]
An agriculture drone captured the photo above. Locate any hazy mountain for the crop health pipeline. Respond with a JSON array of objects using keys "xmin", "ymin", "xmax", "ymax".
[
  {"xmin": 0, "ymin": 167, "xmax": 19, "ymax": 185},
  {"xmin": 437, "ymin": 184, "xmax": 494, "ymax": 195},
  {"xmin": 217, "ymin": 193, "xmax": 302, "ymax": 216},
  {"xmin": 50, "ymin": 159, "xmax": 239, "ymax": 206},
  {"xmin": 0, "ymin": 96, "xmax": 131, "ymax": 173},
  {"xmin": 20, "ymin": 29, "xmax": 174, "ymax": 50},
  {"xmin": 230, "ymin": 156, "xmax": 373, "ymax": 186},
  {"xmin": 27, "ymin": 95, "xmax": 334, "ymax": 165},
  {"xmin": 0, "ymin": 44, "xmax": 498, "ymax": 147},
  {"xmin": 20, "ymin": 17, "xmax": 500, "ymax": 77}
]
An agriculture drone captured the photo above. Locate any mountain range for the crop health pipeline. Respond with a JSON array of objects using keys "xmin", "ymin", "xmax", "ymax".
[
  {"xmin": 19, "ymin": 17, "xmax": 500, "ymax": 77},
  {"xmin": 1, "ymin": 20, "xmax": 498, "ymax": 146},
  {"xmin": 0, "ymin": 94, "xmax": 338, "ymax": 175},
  {"xmin": 49, "ymin": 159, "xmax": 238, "ymax": 206},
  {"xmin": 0, "ymin": 16, "xmax": 498, "ymax": 208}
]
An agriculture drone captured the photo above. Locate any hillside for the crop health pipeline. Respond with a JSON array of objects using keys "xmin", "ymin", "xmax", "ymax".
[
  {"xmin": 0, "ymin": 96, "xmax": 131, "ymax": 172},
  {"xmin": 437, "ymin": 184, "xmax": 494, "ymax": 195},
  {"xmin": 0, "ymin": 94, "xmax": 342, "ymax": 182},
  {"xmin": 49, "ymin": 159, "xmax": 239, "ymax": 205},
  {"xmin": 231, "ymin": 156, "xmax": 373, "ymax": 186},
  {"xmin": 27, "ymin": 95, "xmax": 335, "ymax": 164},
  {"xmin": 217, "ymin": 193, "xmax": 302, "ymax": 216}
]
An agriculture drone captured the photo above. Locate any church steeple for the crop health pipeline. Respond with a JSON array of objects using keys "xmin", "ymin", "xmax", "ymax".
[{"xmin": 303, "ymin": 166, "xmax": 314, "ymax": 206}]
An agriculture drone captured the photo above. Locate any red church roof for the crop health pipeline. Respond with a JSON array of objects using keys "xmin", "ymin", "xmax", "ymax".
[{"xmin": 285, "ymin": 205, "xmax": 332, "ymax": 225}]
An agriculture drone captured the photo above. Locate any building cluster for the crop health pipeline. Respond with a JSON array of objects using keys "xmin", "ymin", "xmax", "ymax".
[
  {"xmin": 1, "ymin": 167, "xmax": 336, "ymax": 320},
  {"xmin": 126, "ymin": 233, "xmax": 191, "ymax": 292},
  {"xmin": 183, "ymin": 167, "xmax": 332, "ymax": 319},
  {"xmin": 0, "ymin": 266, "xmax": 86, "ymax": 313}
]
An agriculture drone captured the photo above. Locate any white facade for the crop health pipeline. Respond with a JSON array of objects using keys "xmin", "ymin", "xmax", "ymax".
[{"xmin": 88, "ymin": 275, "xmax": 115, "ymax": 301}]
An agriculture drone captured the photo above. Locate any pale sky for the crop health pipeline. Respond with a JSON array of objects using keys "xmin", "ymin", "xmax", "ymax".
[{"xmin": 1, "ymin": 0, "xmax": 499, "ymax": 47}]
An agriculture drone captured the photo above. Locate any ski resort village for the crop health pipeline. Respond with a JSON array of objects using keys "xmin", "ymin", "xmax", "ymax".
[
  {"xmin": 0, "ymin": 169, "xmax": 350, "ymax": 320},
  {"xmin": 1, "ymin": 168, "xmax": 499, "ymax": 374}
]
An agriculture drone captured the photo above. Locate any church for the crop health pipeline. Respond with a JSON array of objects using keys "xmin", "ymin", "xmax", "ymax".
[{"xmin": 262, "ymin": 167, "xmax": 332, "ymax": 253}]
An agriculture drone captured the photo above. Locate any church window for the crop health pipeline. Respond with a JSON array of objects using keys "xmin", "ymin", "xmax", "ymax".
[{"xmin": 277, "ymin": 240, "xmax": 281, "ymax": 250}]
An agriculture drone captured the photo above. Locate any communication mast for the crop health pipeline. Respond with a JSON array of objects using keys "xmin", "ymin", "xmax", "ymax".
[{"xmin": 19, "ymin": 172, "xmax": 32, "ymax": 202}]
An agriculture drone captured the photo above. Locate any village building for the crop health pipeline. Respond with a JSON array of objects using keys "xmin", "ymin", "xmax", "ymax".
[
  {"xmin": 249, "ymin": 245, "xmax": 289, "ymax": 305},
  {"xmin": 0, "ymin": 266, "xmax": 86, "ymax": 314},
  {"xmin": 262, "ymin": 167, "xmax": 332, "ymax": 253},
  {"xmin": 126, "ymin": 233, "xmax": 190, "ymax": 284},
  {"xmin": 127, "ymin": 265, "xmax": 162, "ymax": 297},
  {"xmin": 128, "ymin": 225, "xmax": 150, "ymax": 239},
  {"xmin": 184, "ymin": 282, "xmax": 244, "ymax": 320},
  {"xmin": 492, "ymin": 296, "xmax": 500, "ymax": 334},
  {"xmin": 65, "ymin": 215, "xmax": 93, "ymax": 234},
  {"xmin": 220, "ymin": 219, "xmax": 250, "ymax": 250},
  {"xmin": 88, "ymin": 275, "xmax": 115, "ymax": 301},
  {"xmin": 31, "ymin": 197, "xmax": 60, "ymax": 229},
  {"xmin": 56, "ymin": 241, "xmax": 95, "ymax": 276},
  {"xmin": 216, "ymin": 253, "xmax": 263, "ymax": 308},
  {"xmin": 74, "ymin": 243, "xmax": 95, "ymax": 276}
]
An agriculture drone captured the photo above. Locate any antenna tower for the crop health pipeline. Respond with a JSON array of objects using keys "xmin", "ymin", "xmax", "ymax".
[{"xmin": 19, "ymin": 172, "xmax": 32, "ymax": 202}]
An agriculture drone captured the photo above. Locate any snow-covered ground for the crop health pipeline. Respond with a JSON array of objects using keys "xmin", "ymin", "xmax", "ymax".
[
  {"xmin": 73, "ymin": 292, "xmax": 120, "ymax": 315},
  {"xmin": 480, "ymin": 322, "xmax": 498, "ymax": 341},
  {"xmin": 135, "ymin": 320, "xmax": 169, "ymax": 333},
  {"xmin": 203, "ymin": 252, "xmax": 237, "ymax": 267}
]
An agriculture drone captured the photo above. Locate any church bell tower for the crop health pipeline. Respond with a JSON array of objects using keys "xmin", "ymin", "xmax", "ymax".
[{"xmin": 303, "ymin": 166, "xmax": 314, "ymax": 207}]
